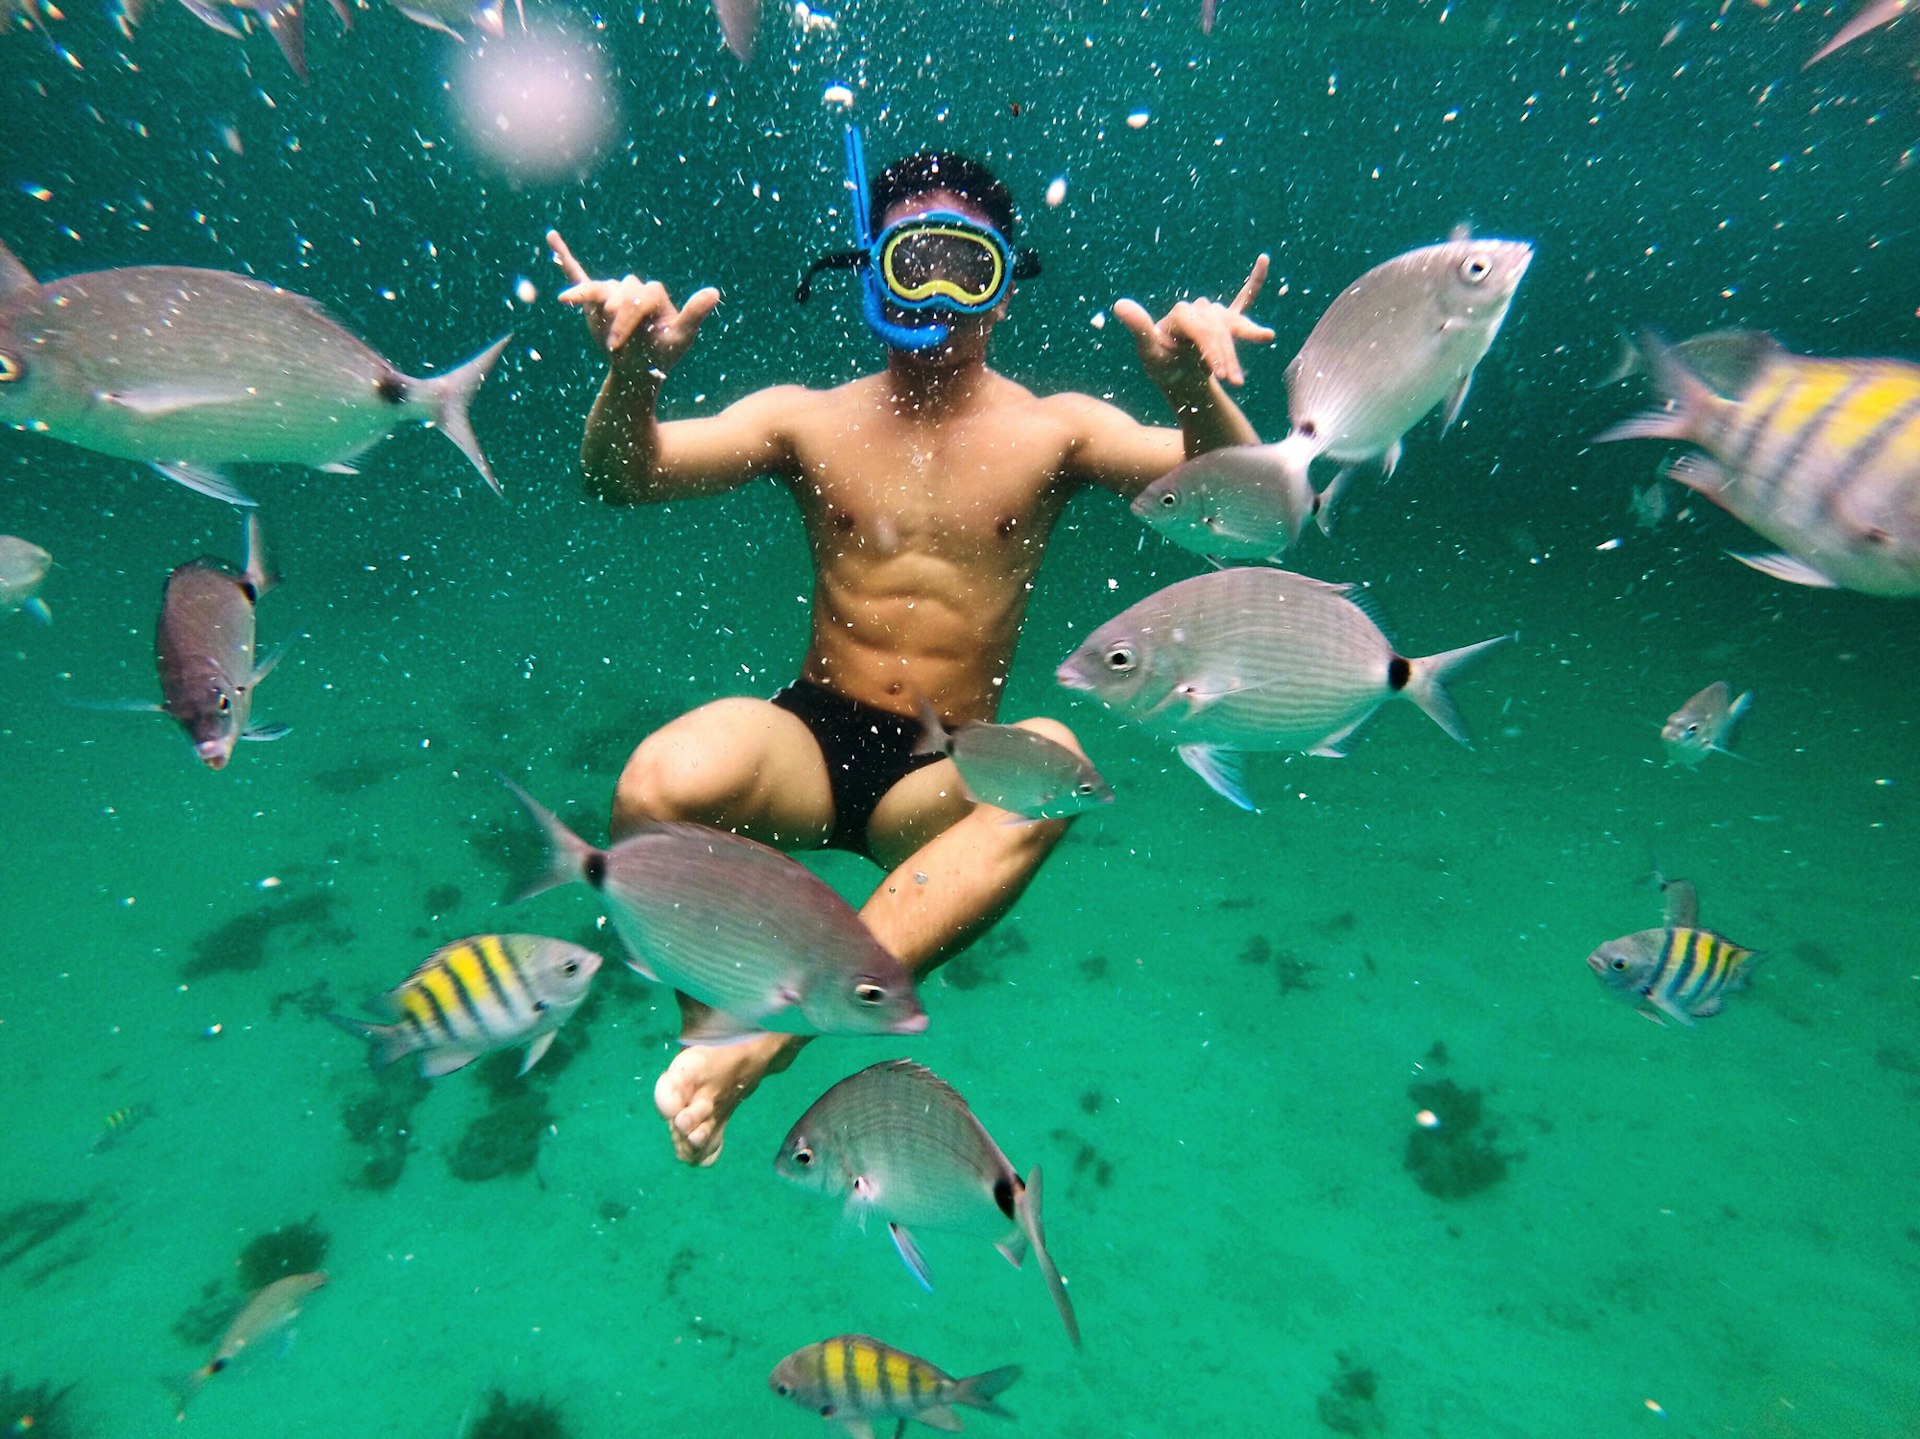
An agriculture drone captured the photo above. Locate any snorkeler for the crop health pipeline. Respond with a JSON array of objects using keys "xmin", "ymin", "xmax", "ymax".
[{"xmin": 549, "ymin": 128, "xmax": 1271, "ymax": 1166}]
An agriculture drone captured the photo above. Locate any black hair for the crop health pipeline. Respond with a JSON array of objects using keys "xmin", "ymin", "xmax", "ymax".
[{"xmin": 871, "ymin": 151, "xmax": 1018, "ymax": 234}]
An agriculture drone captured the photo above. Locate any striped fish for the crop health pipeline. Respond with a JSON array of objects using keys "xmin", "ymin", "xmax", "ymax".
[
  {"xmin": 776, "ymin": 1060, "xmax": 1081, "ymax": 1348},
  {"xmin": 1055, "ymin": 566, "xmax": 1508, "ymax": 810},
  {"xmin": 1596, "ymin": 331, "xmax": 1920, "ymax": 596},
  {"xmin": 769, "ymin": 1335, "xmax": 1019, "ymax": 1438},
  {"xmin": 330, "ymin": 933, "xmax": 601, "ymax": 1078},
  {"xmin": 1587, "ymin": 924, "xmax": 1759, "ymax": 1028}
]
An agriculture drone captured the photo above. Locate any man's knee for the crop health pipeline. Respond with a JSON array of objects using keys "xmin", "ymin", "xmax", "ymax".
[{"xmin": 614, "ymin": 725, "xmax": 754, "ymax": 831}]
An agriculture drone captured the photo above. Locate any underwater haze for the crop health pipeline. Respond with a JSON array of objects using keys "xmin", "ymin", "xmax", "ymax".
[{"xmin": 3, "ymin": 1, "xmax": 1919, "ymax": 1436}]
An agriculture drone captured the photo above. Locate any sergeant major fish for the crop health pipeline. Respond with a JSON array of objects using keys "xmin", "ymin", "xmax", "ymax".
[
  {"xmin": 329, "ymin": 933, "xmax": 601, "ymax": 1078},
  {"xmin": 1055, "ymin": 566, "xmax": 1509, "ymax": 811},
  {"xmin": 775, "ymin": 1059, "xmax": 1080, "ymax": 1348},
  {"xmin": 0, "ymin": 534, "xmax": 51, "ymax": 622},
  {"xmin": 1586, "ymin": 876, "xmax": 1760, "ymax": 1028},
  {"xmin": 152, "ymin": 513, "xmax": 288, "ymax": 770},
  {"xmin": 504, "ymin": 779, "xmax": 927, "ymax": 1045},
  {"xmin": 173, "ymin": 1271, "xmax": 327, "ymax": 1418},
  {"xmin": 1596, "ymin": 330, "xmax": 1920, "ymax": 595},
  {"xmin": 1266, "ymin": 232, "xmax": 1533, "ymax": 508},
  {"xmin": 0, "ymin": 236, "xmax": 508, "ymax": 508},
  {"xmin": 1662, "ymin": 680, "xmax": 1752, "ymax": 767},
  {"xmin": 770, "ymin": 1335, "xmax": 1020, "ymax": 1438},
  {"xmin": 913, "ymin": 701, "xmax": 1114, "ymax": 822}
]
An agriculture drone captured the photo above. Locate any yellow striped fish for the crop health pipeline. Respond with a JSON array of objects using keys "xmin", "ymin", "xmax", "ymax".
[
  {"xmin": 1596, "ymin": 330, "xmax": 1920, "ymax": 596},
  {"xmin": 1587, "ymin": 925, "xmax": 1759, "ymax": 1027},
  {"xmin": 329, "ymin": 933, "xmax": 601, "ymax": 1077},
  {"xmin": 769, "ymin": 1335, "xmax": 1019, "ymax": 1439}
]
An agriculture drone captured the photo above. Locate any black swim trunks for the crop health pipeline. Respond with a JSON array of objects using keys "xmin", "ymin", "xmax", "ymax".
[{"xmin": 770, "ymin": 678, "xmax": 943, "ymax": 856}]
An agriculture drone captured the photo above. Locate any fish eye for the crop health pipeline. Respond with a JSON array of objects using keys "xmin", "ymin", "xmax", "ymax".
[
  {"xmin": 791, "ymin": 1145, "xmax": 813, "ymax": 1167},
  {"xmin": 562, "ymin": 959, "xmax": 579, "ymax": 975},
  {"xmin": 1104, "ymin": 646, "xmax": 1136, "ymax": 672},
  {"xmin": 1610, "ymin": 957, "xmax": 1628, "ymax": 971},
  {"xmin": 854, "ymin": 982, "xmax": 886, "ymax": 1005},
  {"xmin": 1157, "ymin": 491, "xmax": 1179, "ymax": 508},
  {"xmin": 1076, "ymin": 782, "xmax": 1094, "ymax": 794},
  {"xmin": 1684, "ymin": 723, "xmax": 1699, "ymax": 736},
  {"xmin": 819, "ymin": 1405, "xmax": 835, "ymax": 1417},
  {"xmin": 774, "ymin": 1383, "xmax": 792, "ymax": 1397},
  {"xmin": 217, "ymin": 694, "xmax": 232, "ymax": 714},
  {"xmin": 0, "ymin": 353, "xmax": 21, "ymax": 383},
  {"xmin": 1461, "ymin": 255, "xmax": 1491, "ymax": 283},
  {"xmin": 533, "ymin": 999, "xmax": 551, "ymax": 1012}
]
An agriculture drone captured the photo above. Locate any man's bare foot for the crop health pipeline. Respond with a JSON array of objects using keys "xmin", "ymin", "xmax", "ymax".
[{"xmin": 653, "ymin": 1031, "xmax": 802, "ymax": 1166}]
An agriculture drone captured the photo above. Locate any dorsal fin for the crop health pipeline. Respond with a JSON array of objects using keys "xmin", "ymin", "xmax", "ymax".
[{"xmin": 0, "ymin": 238, "xmax": 37, "ymax": 300}]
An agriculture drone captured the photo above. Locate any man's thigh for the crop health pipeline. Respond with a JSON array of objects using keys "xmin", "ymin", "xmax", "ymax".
[{"xmin": 612, "ymin": 697, "xmax": 835, "ymax": 848}]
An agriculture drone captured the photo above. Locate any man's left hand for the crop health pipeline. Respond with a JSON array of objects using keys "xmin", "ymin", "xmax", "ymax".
[{"xmin": 1114, "ymin": 253, "xmax": 1276, "ymax": 392}]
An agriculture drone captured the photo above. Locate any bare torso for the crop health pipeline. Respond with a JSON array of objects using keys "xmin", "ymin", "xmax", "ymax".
[{"xmin": 770, "ymin": 371, "xmax": 1099, "ymax": 721}]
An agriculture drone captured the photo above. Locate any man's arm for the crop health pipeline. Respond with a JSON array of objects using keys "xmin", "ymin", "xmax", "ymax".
[
  {"xmin": 549, "ymin": 228, "xmax": 800, "ymax": 506},
  {"xmin": 1064, "ymin": 253, "xmax": 1276, "ymax": 499}
]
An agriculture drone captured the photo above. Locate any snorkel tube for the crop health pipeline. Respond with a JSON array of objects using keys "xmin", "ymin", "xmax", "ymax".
[{"xmin": 843, "ymin": 125, "xmax": 948, "ymax": 351}]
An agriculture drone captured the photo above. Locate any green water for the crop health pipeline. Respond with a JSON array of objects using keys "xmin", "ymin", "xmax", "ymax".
[{"xmin": 4, "ymin": 1, "xmax": 1919, "ymax": 1435}]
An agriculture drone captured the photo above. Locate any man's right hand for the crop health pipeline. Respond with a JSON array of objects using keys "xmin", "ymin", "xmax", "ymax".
[{"xmin": 548, "ymin": 228, "xmax": 722, "ymax": 378}]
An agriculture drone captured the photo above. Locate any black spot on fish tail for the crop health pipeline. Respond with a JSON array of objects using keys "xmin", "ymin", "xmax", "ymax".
[
  {"xmin": 1387, "ymin": 656, "xmax": 1412, "ymax": 691},
  {"xmin": 583, "ymin": 852, "xmax": 606, "ymax": 889},
  {"xmin": 1298, "ymin": 419, "xmax": 1318, "ymax": 439},
  {"xmin": 374, "ymin": 371, "xmax": 407, "ymax": 404},
  {"xmin": 993, "ymin": 1174, "xmax": 1017, "ymax": 1221},
  {"xmin": 209, "ymin": 1358, "xmax": 228, "ymax": 1375}
]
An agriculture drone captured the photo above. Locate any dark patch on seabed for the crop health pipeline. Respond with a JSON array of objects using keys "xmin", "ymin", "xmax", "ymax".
[
  {"xmin": 181, "ymin": 886, "xmax": 354, "ymax": 980},
  {"xmin": 0, "ymin": 1199, "xmax": 90, "ymax": 1285},
  {"xmin": 1317, "ymin": 1352, "xmax": 1384, "ymax": 1436},
  {"xmin": 340, "ymin": 1066, "xmax": 432, "ymax": 1192},
  {"xmin": 173, "ymin": 1217, "xmax": 332, "ymax": 1346},
  {"xmin": 1403, "ymin": 1075, "xmax": 1516, "ymax": 1201},
  {"xmin": 943, "ymin": 922, "xmax": 1030, "ymax": 990},
  {"xmin": 0, "ymin": 1375, "xmax": 78, "ymax": 1439},
  {"xmin": 464, "ymin": 1388, "xmax": 569, "ymax": 1439}
]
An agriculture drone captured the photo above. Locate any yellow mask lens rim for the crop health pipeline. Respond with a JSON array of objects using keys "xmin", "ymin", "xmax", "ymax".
[{"xmin": 878, "ymin": 223, "xmax": 1007, "ymax": 307}]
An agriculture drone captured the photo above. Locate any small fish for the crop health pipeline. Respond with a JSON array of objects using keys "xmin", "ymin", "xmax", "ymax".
[
  {"xmin": 1661, "ymin": 681, "xmax": 1752, "ymax": 767},
  {"xmin": 775, "ymin": 1059, "xmax": 1080, "ymax": 1348},
  {"xmin": 0, "ymin": 236, "xmax": 507, "ymax": 508},
  {"xmin": 770, "ymin": 1335, "xmax": 1020, "ymax": 1438},
  {"xmin": 329, "ymin": 933, "xmax": 602, "ymax": 1078},
  {"xmin": 1596, "ymin": 331, "xmax": 1920, "ymax": 595},
  {"xmin": 385, "ymin": 0, "xmax": 514, "ymax": 39},
  {"xmin": 0, "ymin": 534, "xmax": 52, "ymax": 622},
  {"xmin": 1130, "ymin": 444, "xmax": 1351, "ymax": 562},
  {"xmin": 504, "ymin": 779, "xmax": 927, "ymax": 1044},
  {"xmin": 1587, "ymin": 879, "xmax": 1759, "ymax": 1027},
  {"xmin": 174, "ymin": 1271, "xmax": 327, "ymax": 1417},
  {"xmin": 1055, "ymin": 567, "xmax": 1508, "ymax": 811},
  {"xmin": 714, "ymin": 0, "xmax": 759, "ymax": 60},
  {"xmin": 1600, "ymin": 328, "xmax": 1779, "ymax": 396},
  {"xmin": 91, "ymin": 1102, "xmax": 155, "ymax": 1153},
  {"xmin": 912, "ymin": 702, "xmax": 1113, "ymax": 822},
  {"xmin": 1806, "ymin": 0, "xmax": 1909, "ymax": 68},
  {"xmin": 153, "ymin": 514, "xmax": 289, "ymax": 770},
  {"xmin": 117, "ymin": 0, "xmax": 350, "ymax": 79},
  {"xmin": 1266, "ymin": 232, "xmax": 1533, "ymax": 505},
  {"xmin": 1629, "ymin": 478, "xmax": 1672, "ymax": 531},
  {"xmin": 1200, "ymin": 0, "xmax": 1215, "ymax": 34}
]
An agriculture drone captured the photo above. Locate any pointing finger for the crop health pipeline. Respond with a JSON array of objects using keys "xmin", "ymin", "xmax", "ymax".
[
  {"xmin": 1228, "ymin": 252, "xmax": 1270, "ymax": 315},
  {"xmin": 546, "ymin": 229, "xmax": 591, "ymax": 286}
]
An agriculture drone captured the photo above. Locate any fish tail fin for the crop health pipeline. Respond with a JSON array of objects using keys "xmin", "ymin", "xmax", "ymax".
[
  {"xmin": 1401, "ymin": 634, "xmax": 1512, "ymax": 747},
  {"xmin": 951, "ymin": 1364, "xmax": 1022, "ymax": 1420},
  {"xmin": 419, "ymin": 335, "xmax": 511, "ymax": 497},
  {"xmin": 1272, "ymin": 427, "xmax": 1318, "ymax": 497},
  {"xmin": 163, "ymin": 1365, "xmax": 212, "ymax": 1419},
  {"xmin": 0, "ymin": 236, "xmax": 36, "ymax": 298},
  {"xmin": 1597, "ymin": 329, "xmax": 1644, "ymax": 388},
  {"xmin": 1313, "ymin": 463, "xmax": 1359, "ymax": 539},
  {"xmin": 1593, "ymin": 330, "xmax": 1715, "ymax": 444},
  {"xmin": 258, "ymin": 0, "xmax": 307, "ymax": 79},
  {"xmin": 241, "ymin": 512, "xmax": 276, "ymax": 597},
  {"xmin": 23, "ymin": 597, "xmax": 52, "ymax": 624},
  {"xmin": 1016, "ymin": 1166, "xmax": 1081, "ymax": 1349},
  {"xmin": 910, "ymin": 696, "xmax": 950, "ymax": 757},
  {"xmin": 325, "ymin": 1012, "xmax": 413, "ymax": 1068},
  {"xmin": 498, "ymin": 773, "xmax": 598, "ymax": 900}
]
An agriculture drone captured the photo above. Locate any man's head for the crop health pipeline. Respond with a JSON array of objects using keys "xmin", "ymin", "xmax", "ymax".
[{"xmin": 870, "ymin": 151, "xmax": 1018, "ymax": 236}]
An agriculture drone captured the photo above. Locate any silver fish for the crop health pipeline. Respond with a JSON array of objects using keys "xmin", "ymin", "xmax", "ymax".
[
  {"xmin": 1597, "ymin": 331, "xmax": 1920, "ymax": 595},
  {"xmin": 913, "ymin": 702, "xmax": 1114, "ymax": 822},
  {"xmin": 1601, "ymin": 328, "xmax": 1779, "ymax": 397},
  {"xmin": 1055, "ymin": 567, "xmax": 1508, "ymax": 811},
  {"xmin": 330, "ymin": 933, "xmax": 601, "ymax": 1078},
  {"xmin": 0, "ymin": 237, "xmax": 507, "ymax": 508},
  {"xmin": 1661, "ymin": 681, "xmax": 1752, "ymax": 767},
  {"xmin": 1806, "ymin": 0, "xmax": 1909, "ymax": 68},
  {"xmin": 769, "ymin": 1334, "xmax": 1020, "ymax": 1439},
  {"xmin": 117, "ymin": 0, "xmax": 350, "ymax": 79},
  {"xmin": 0, "ymin": 534, "xmax": 51, "ymax": 622},
  {"xmin": 1587, "ymin": 878, "xmax": 1759, "ymax": 1028},
  {"xmin": 714, "ymin": 0, "xmax": 759, "ymax": 60},
  {"xmin": 1268, "ymin": 233, "xmax": 1533, "ymax": 502},
  {"xmin": 775, "ymin": 1059, "xmax": 1080, "ymax": 1348},
  {"xmin": 1131, "ymin": 444, "xmax": 1352, "ymax": 562},
  {"xmin": 175, "ymin": 1271, "xmax": 327, "ymax": 1417},
  {"xmin": 505, "ymin": 779, "xmax": 927, "ymax": 1044},
  {"xmin": 385, "ymin": 0, "xmax": 513, "ymax": 39},
  {"xmin": 154, "ymin": 514, "xmax": 289, "ymax": 770}
]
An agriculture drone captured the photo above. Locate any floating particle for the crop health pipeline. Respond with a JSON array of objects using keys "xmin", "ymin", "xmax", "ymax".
[
  {"xmin": 1126, "ymin": 110, "xmax": 1150, "ymax": 129},
  {"xmin": 1045, "ymin": 175, "xmax": 1067, "ymax": 207},
  {"xmin": 1415, "ymin": 1108, "xmax": 1440, "ymax": 1129},
  {"xmin": 1090, "ymin": 311, "xmax": 1106, "ymax": 329},
  {"xmin": 514, "ymin": 276, "xmax": 538, "ymax": 304},
  {"xmin": 822, "ymin": 82, "xmax": 854, "ymax": 108}
]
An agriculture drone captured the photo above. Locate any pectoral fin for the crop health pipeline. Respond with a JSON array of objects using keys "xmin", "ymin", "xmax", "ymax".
[
  {"xmin": 240, "ymin": 722, "xmax": 290, "ymax": 742},
  {"xmin": 517, "ymin": 1031, "xmax": 556, "ymax": 1075},
  {"xmin": 676, "ymin": 995, "xmax": 761, "ymax": 1047},
  {"xmin": 23, "ymin": 597, "xmax": 51, "ymax": 624},
  {"xmin": 150, "ymin": 461, "xmax": 257, "ymax": 509},
  {"xmin": 888, "ymin": 1222, "xmax": 935, "ymax": 1292},
  {"xmin": 1440, "ymin": 370, "xmax": 1474, "ymax": 432},
  {"xmin": 420, "ymin": 1047, "xmax": 480, "ymax": 1077},
  {"xmin": 172, "ymin": 0, "xmax": 245, "ymax": 36},
  {"xmin": 1177, "ymin": 744, "xmax": 1256, "ymax": 811},
  {"xmin": 251, "ymin": 640, "xmax": 291, "ymax": 685},
  {"xmin": 1731, "ymin": 551, "xmax": 1839, "ymax": 589}
]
